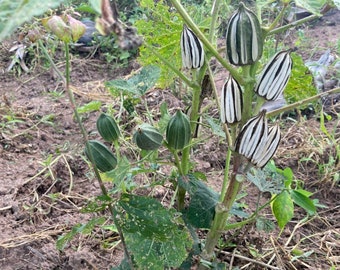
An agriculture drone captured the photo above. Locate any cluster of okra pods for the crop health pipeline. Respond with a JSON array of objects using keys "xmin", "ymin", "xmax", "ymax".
[{"xmin": 181, "ymin": 2, "xmax": 293, "ymax": 170}]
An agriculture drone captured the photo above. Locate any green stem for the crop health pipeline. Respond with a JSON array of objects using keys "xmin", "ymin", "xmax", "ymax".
[
  {"xmin": 201, "ymin": 63, "xmax": 258, "ymax": 264},
  {"xmin": 266, "ymin": 4, "xmax": 288, "ymax": 32},
  {"xmin": 64, "ymin": 42, "xmax": 134, "ymax": 269},
  {"xmin": 38, "ymin": 39, "xmax": 65, "ymax": 83},
  {"xmin": 144, "ymin": 42, "xmax": 196, "ymax": 88},
  {"xmin": 241, "ymin": 65, "xmax": 255, "ymax": 122},
  {"xmin": 170, "ymin": 0, "xmax": 242, "ymax": 83},
  {"xmin": 114, "ymin": 140, "xmax": 120, "ymax": 160},
  {"xmin": 253, "ymin": 96, "xmax": 266, "ymax": 115},
  {"xmin": 180, "ymin": 70, "xmax": 203, "ymax": 176},
  {"xmin": 208, "ymin": 0, "xmax": 221, "ymax": 42},
  {"xmin": 173, "ymin": 151, "xmax": 184, "ymax": 176},
  {"xmin": 267, "ymin": 87, "xmax": 340, "ymax": 118},
  {"xmin": 219, "ymin": 147, "xmax": 232, "ymax": 202},
  {"xmin": 267, "ymin": 14, "xmax": 320, "ymax": 36},
  {"xmin": 202, "ymin": 156, "xmax": 243, "ymax": 260},
  {"xmin": 173, "ymin": 150, "xmax": 186, "ymax": 210},
  {"xmin": 224, "ymin": 192, "xmax": 278, "ymax": 230}
]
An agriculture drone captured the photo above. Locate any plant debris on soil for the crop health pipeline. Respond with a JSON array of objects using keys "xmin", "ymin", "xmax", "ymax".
[{"xmin": 0, "ymin": 9, "xmax": 339, "ymax": 270}]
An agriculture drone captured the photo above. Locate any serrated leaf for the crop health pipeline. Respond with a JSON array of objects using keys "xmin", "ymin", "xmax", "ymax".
[
  {"xmin": 186, "ymin": 189, "xmax": 217, "ymax": 228},
  {"xmin": 246, "ymin": 166, "xmax": 285, "ymax": 194},
  {"xmin": 56, "ymin": 217, "xmax": 106, "ymax": 250},
  {"xmin": 290, "ymin": 190, "xmax": 316, "ymax": 215},
  {"xmin": 0, "ymin": 0, "xmax": 65, "ymax": 42},
  {"xmin": 179, "ymin": 175, "xmax": 247, "ymax": 228},
  {"xmin": 271, "ymin": 191, "xmax": 294, "ymax": 229},
  {"xmin": 135, "ymin": 0, "xmax": 183, "ymax": 88},
  {"xmin": 77, "ymin": 100, "xmax": 102, "ymax": 114},
  {"xmin": 285, "ymin": 53, "xmax": 318, "ymax": 106},
  {"xmin": 106, "ymin": 65, "xmax": 160, "ymax": 97},
  {"xmin": 118, "ymin": 194, "xmax": 180, "ymax": 241},
  {"xmin": 256, "ymin": 216, "xmax": 275, "ymax": 232},
  {"xmin": 204, "ymin": 114, "xmax": 226, "ymax": 139},
  {"xmin": 105, "ymin": 156, "xmax": 134, "ymax": 193}
]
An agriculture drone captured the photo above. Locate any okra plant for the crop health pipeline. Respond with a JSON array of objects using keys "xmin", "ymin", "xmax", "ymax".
[{"xmin": 37, "ymin": 0, "xmax": 340, "ymax": 269}]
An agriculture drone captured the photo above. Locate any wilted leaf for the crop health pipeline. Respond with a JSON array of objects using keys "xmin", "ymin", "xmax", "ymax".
[
  {"xmin": 67, "ymin": 15, "xmax": 86, "ymax": 42},
  {"xmin": 44, "ymin": 15, "xmax": 72, "ymax": 43}
]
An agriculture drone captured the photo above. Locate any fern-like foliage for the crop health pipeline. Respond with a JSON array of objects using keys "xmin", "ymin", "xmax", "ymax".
[{"xmin": 134, "ymin": 0, "xmax": 183, "ymax": 88}]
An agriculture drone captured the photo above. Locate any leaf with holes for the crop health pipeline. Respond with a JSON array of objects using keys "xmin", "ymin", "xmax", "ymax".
[
  {"xmin": 118, "ymin": 194, "xmax": 184, "ymax": 240},
  {"xmin": 118, "ymin": 194, "xmax": 191, "ymax": 269}
]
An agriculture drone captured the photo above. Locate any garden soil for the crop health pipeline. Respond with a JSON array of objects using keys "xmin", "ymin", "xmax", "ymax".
[{"xmin": 0, "ymin": 9, "xmax": 339, "ymax": 270}]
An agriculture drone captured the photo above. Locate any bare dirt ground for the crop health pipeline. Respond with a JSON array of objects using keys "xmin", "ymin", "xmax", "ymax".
[{"xmin": 0, "ymin": 9, "xmax": 339, "ymax": 270}]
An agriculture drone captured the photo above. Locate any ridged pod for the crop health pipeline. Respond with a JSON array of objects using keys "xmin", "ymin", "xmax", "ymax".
[
  {"xmin": 254, "ymin": 50, "xmax": 292, "ymax": 101},
  {"xmin": 226, "ymin": 2, "xmax": 263, "ymax": 66},
  {"xmin": 180, "ymin": 24, "xmax": 204, "ymax": 69},
  {"xmin": 133, "ymin": 123, "xmax": 163, "ymax": 151},
  {"xmin": 96, "ymin": 113, "xmax": 120, "ymax": 143},
  {"xmin": 166, "ymin": 110, "xmax": 191, "ymax": 150},
  {"xmin": 221, "ymin": 76, "xmax": 243, "ymax": 124},
  {"xmin": 251, "ymin": 123, "xmax": 281, "ymax": 168},
  {"xmin": 235, "ymin": 110, "xmax": 267, "ymax": 160},
  {"xmin": 85, "ymin": 140, "xmax": 117, "ymax": 172}
]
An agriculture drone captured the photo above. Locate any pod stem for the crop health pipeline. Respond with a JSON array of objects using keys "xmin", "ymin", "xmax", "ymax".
[
  {"xmin": 267, "ymin": 87, "xmax": 340, "ymax": 118},
  {"xmin": 144, "ymin": 42, "xmax": 197, "ymax": 88}
]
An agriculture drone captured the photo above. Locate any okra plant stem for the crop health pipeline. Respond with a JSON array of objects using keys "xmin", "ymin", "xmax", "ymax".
[
  {"xmin": 64, "ymin": 42, "xmax": 134, "ymax": 269},
  {"xmin": 202, "ymin": 156, "xmax": 243, "ymax": 261}
]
